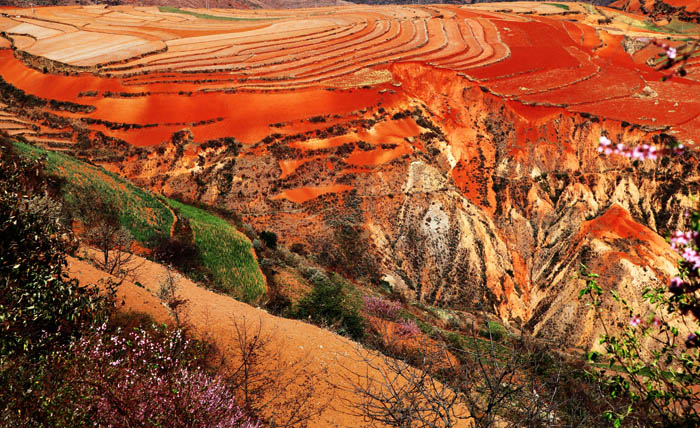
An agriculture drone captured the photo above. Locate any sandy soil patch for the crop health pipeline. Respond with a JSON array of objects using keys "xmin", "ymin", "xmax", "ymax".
[{"xmin": 67, "ymin": 250, "xmax": 469, "ymax": 427}]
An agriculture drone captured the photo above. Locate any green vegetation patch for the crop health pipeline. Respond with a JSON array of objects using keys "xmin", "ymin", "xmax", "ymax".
[
  {"xmin": 545, "ymin": 3, "xmax": 570, "ymax": 10},
  {"xmin": 14, "ymin": 142, "xmax": 172, "ymax": 244},
  {"xmin": 166, "ymin": 198, "xmax": 266, "ymax": 303},
  {"xmin": 14, "ymin": 141, "xmax": 265, "ymax": 303},
  {"xmin": 158, "ymin": 6, "xmax": 278, "ymax": 21}
]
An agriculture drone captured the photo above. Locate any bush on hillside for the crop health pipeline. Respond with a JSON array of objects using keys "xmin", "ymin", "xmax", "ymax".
[
  {"xmin": 292, "ymin": 270, "xmax": 365, "ymax": 340},
  {"xmin": 260, "ymin": 230, "xmax": 278, "ymax": 250},
  {"xmin": 0, "ymin": 142, "xmax": 108, "ymax": 359},
  {"xmin": 363, "ymin": 295, "xmax": 402, "ymax": 321}
]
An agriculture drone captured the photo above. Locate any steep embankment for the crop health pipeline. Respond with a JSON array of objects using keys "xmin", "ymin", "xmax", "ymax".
[
  {"xmin": 612, "ymin": 0, "xmax": 700, "ymax": 22},
  {"xmin": 66, "ymin": 250, "xmax": 459, "ymax": 428}
]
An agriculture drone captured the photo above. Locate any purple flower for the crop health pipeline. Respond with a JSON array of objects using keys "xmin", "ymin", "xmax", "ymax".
[
  {"xmin": 363, "ymin": 295, "xmax": 402, "ymax": 320},
  {"xmin": 682, "ymin": 247, "xmax": 700, "ymax": 270},
  {"xmin": 670, "ymin": 276, "xmax": 685, "ymax": 292},
  {"xmin": 630, "ymin": 315, "xmax": 643, "ymax": 328},
  {"xmin": 667, "ymin": 47, "xmax": 677, "ymax": 59},
  {"xmin": 396, "ymin": 319, "xmax": 420, "ymax": 338}
]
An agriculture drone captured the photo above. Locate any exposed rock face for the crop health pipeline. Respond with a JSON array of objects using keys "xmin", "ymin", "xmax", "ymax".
[{"xmin": 611, "ymin": 0, "xmax": 700, "ymax": 23}]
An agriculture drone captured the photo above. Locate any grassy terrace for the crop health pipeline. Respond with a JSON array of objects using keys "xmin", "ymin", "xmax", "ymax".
[
  {"xmin": 13, "ymin": 141, "xmax": 265, "ymax": 303},
  {"xmin": 166, "ymin": 198, "xmax": 266, "ymax": 303},
  {"xmin": 15, "ymin": 141, "xmax": 172, "ymax": 244},
  {"xmin": 158, "ymin": 6, "xmax": 279, "ymax": 21},
  {"xmin": 545, "ymin": 3, "xmax": 570, "ymax": 10}
]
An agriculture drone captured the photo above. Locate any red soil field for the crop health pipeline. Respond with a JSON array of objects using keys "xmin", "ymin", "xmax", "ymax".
[
  {"xmin": 0, "ymin": 3, "xmax": 698, "ymax": 164},
  {"xmin": 271, "ymin": 184, "xmax": 354, "ymax": 204}
]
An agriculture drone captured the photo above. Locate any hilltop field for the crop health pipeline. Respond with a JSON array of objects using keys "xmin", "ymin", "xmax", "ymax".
[{"xmin": 1, "ymin": 1, "xmax": 700, "ymax": 426}]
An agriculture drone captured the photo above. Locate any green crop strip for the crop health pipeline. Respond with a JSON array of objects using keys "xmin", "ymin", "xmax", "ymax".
[
  {"xmin": 13, "ymin": 140, "xmax": 265, "ymax": 303},
  {"xmin": 545, "ymin": 3, "xmax": 570, "ymax": 10},
  {"xmin": 166, "ymin": 198, "xmax": 266, "ymax": 303},
  {"xmin": 14, "ymin": 142, "xmax": 173, "ymax": 244},
  {"xmin": 158, "ymin": 6, "xmax": 279, "ymax": 22}
]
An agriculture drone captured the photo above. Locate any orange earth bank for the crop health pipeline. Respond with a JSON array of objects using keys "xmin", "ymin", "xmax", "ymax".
[{"xmin": 66, "ymin": 251, "xmax": 467, "ymax": 428}]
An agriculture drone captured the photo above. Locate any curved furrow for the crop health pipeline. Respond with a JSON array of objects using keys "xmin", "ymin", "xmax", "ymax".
[
  {"xmin": 103, "ymin": 23, "xmax": 355, "ymax": 74},
  {"xmin": 236, "ymin": 19, "xmax": 402, "ymax": 78},
  {"xmin": 439, "ymin": 18, "xmax": 491, "ymax": 68},
  {"xmin": 256, "ymin": 18, "xmax": 420, "ymax": 82},
  {"xmin": 419, "ymin": 18, "xmax": 471, "ymax": 64},
  {"xmin": 453, "ymin": 18, "xmax": 509, "ymax": 70},
  {"xmin": 155, "ymin": 18, "xmax": 389, "ymax": 75},
  {"xmin": 111, "ymin": 23, "xmax": 365, "ymax": 76},
  {"xmin": 391, "ymin": 18, "xmax": 450, "ymax": 63}
]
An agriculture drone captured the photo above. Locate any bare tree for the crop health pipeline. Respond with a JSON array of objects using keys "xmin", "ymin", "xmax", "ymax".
[
  {"xmin": 157, "ymin": 265, "xmax": 188, "ymax": 329},
  {"xmin": 338, "ymin": 318, "xmax": 618, "ymax": 428},
  {"xmin": 85, "ymin": 221, "xmax": 137, "ymax": 277},
  {"xmin": 338, "ymin": 343, "xmax": 463, "ymax": 428},
  {"xmin": 70, "ymin": 187, "xmax": 141, "ymax": 279},
  {"xmin": 215, "ymin": 316, "xmax": 332, "ymax": 428}
]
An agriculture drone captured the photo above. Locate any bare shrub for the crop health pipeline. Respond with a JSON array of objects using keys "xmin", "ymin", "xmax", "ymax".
[
  {"xmin": 158, "ymin": 265, "xmax": 188, "ymax": 329},
  {"xmin": 340, "ymin": 319, "xmax": 633, "ymax": 428},
  {"xmin": 216, "ymin": 316, "xmax": 332, "ymax": 428}
]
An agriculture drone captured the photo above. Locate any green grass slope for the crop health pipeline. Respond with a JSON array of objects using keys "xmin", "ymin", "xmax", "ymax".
[
  {"xmin": 166, "ymin": 198, "xmax": 266, "ymax": 303},
  {"xmin": 12, "ymin": 140, "xmax": 266, "ymax": 303}
]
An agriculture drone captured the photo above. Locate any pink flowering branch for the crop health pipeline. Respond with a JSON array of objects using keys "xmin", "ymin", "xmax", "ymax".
[{"xmin": 363, "ymin": 295, "xmax": 403, "ymax": 321}]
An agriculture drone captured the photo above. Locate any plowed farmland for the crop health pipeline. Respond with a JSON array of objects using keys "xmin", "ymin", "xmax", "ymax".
[{"xmin": 1, "ymin": 3, "xmax": 697, "ymax": 149}]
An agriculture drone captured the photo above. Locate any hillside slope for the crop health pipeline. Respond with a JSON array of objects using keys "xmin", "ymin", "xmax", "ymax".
[
  {"xmin": 611, "ymin": 0, "xmax": 700, "ymax": 22},
  {"xmin": 66, "ymin": 249, "xmax": 455, "ymax": 428},
  {"xmin": 13, "ymin": 140, "xmax": 267, "ymax": 302}
]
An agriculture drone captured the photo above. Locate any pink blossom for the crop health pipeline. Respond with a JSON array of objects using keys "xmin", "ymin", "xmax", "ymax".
[
  {"xmin": 396, "ymin": 319, "xmax": 421, "ymax": 338},
  {"xmin": 630, "ymin": 315, "xmax": 643, "ymax": 328},
  {"xmin": 682, "ymin": 247, "xmax": 700, "ymax": 270},
  {"xmin": 667, "ymin": 47, "xmax": 677, "ymax": 59},
  {"xmin": 671, "ymin": 231, "xmax": 698, "ymax": 251},
  {"xmin": 670, "ymin": 276, "xmax": 685, "ymax": 292},
  {"xmin": 597, "ymin": 136, "xmax": 661, "ymax": 160},
  {"xmin": 363, "ymin": 295, "xmax": 402, "ymax": 320}
]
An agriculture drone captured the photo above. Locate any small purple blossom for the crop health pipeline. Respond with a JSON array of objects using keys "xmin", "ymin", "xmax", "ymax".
[
  {"xmin": 67, "ymin": 326, "xmax": 260, "ymax": 428},
  {"xmin": 652, "ymin": 317, "xmax": 662, "ymax": 328},
  {"xmin": 597, "ymin": 136, "xmax": 661, "ymax": 160},
  {"xmin": 682, "ymin": 247, "xmax": 700, "ymax": 270},
  {"xmin": 630, "ymin": 315, "xmax": 643, "ymax": 328},
  {"xmin": 363, "ymin": 295, "xmax": 402, "ymax": 320},
  {"xmin": 671, "ymin": 231, "xmax": 698, "ymax": 251},
  {"xmin": 396, "ymin": 319, "xmax": 421, "ymax": 338},
  {"xmin": 670, "ymin": 276, "xmax": 685, "ymax": 292},
  {"xmin": 667, "ymin": 47, "xmax": 677, "ymax": 59}
]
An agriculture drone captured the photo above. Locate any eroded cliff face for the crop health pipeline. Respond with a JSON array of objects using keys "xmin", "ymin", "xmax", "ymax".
[{"xmin": 111, "ymin": 63, "xmax": 696, "ymax": 349}]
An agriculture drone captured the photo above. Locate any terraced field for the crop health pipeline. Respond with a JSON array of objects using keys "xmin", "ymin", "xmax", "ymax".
[{"xmin": 0, "ymin": 3, "xmax": 697, "ymax": 167}]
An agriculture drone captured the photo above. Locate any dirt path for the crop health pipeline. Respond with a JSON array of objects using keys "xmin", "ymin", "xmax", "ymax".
[{"xmin": 164, "ymin": 200, "xmax": 178, "ymax": 238}]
